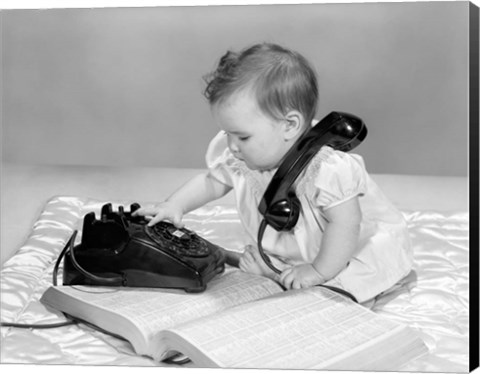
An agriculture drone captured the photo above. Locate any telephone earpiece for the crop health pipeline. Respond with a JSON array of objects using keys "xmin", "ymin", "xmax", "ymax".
[
  {"xmin": 257, "ymin": 111, "xmax": 367, "ymax": 273},
  {"xmin": 262, "ymin": 191, "xmax": 301, "ymax": 232}
]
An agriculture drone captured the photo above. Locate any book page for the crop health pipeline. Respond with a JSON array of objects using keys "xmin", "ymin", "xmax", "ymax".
[
  {"xmin": 41, "ymin": 267, "xmax": 282, "ymax": 358},
  {"xmin": 164, "ymin": 286, "xmax": 427, "ymax": 370}
]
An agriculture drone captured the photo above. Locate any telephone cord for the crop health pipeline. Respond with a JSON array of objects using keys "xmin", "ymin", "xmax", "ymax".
[
  {"xmin": 257, "ymin": 219, "xmax": 282, "ymax": 274},
  {"xmin": 257, "ymin": 219, "xmax": 358, "ymax": 303},
  {"xmin": 1, "ymin": 234, "xmax": 79, "ymax": 329}
]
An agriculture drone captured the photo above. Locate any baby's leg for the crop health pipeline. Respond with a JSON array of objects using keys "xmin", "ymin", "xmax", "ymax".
[{"xmin": 239, "ymin": 245, "xmax": 279, "ymax": 281}]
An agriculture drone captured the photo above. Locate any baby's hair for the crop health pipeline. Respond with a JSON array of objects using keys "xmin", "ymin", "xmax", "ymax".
[{"xmin": 203, "ymin": 43, "xmax": 318, "ymax": 125}]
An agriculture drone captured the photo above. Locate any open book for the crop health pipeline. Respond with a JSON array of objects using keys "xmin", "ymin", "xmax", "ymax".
[{"xmin": 40, "ymin": 267, "xmax": 428, "ymax": 370}]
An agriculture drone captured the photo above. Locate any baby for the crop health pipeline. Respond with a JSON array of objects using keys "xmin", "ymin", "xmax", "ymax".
[{"xmin": 135, "ymin": 43, "xmax": 413, "ymax": 303}]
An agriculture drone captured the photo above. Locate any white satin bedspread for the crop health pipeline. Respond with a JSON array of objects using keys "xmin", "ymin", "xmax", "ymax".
[{"xmin": 0, "ymin": 196, "xmax": 470, "ymax": 371}]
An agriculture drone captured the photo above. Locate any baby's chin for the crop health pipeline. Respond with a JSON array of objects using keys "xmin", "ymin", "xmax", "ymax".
[
  {"xmin": 235, "ymin": 154, "xmax": 278, "ymax": 172},
  {"xmin": 244, "ymin": 161, "xmax": 278, "ymax": 173}
]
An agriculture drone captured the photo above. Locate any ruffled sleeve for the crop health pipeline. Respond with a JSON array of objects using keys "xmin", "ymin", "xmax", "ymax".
[
  {"xmin": 205, "ymin": 131, "xmax": 235, "ymax": 187},
  {"xmin": 310, "ymin": 147, "xmax": 368, "ymax": 210}
]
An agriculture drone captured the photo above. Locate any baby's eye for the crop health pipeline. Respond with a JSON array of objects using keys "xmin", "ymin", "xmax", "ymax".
[{"xmin": 238, "ymin": 136, "xmax": 250, "ymax": 141}]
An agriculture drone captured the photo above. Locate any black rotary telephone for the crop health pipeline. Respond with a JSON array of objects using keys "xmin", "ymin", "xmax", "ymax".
[
  {"xmin": 256, "ymin": 111, "xmax": 367, "ymax": 274},
  {"xmin": 56, "ymin": 203, "xmax": 226, "ymax": 293}
]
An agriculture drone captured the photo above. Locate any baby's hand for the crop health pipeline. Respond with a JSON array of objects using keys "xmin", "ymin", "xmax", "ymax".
[
  {"xmin": 132, "ymin": 201, "xmax": 184, "ymax": 228},
  {"xmin": 279, "ymin": 264, "xmax": 325, "ymax": 290}
]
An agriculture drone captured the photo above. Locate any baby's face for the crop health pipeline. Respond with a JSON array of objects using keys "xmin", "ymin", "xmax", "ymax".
[{"xmin": 212, "ymin": 92, "xmax": 291, "ymax": 171}]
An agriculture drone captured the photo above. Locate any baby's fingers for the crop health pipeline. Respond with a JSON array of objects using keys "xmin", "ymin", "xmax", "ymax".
[
  {"xmin": 132, "ymin": 206, "xmax": 157, "ymax": 217},
  {"xmin": 147, "ymin": 214, "xmax": 162, "ymax": 227},
  {"xmin": 170, "ymin": 214, "xmax": 185, "ymax": 228},
  {"xmin": 238, "ymin": 251, "xmax": 254, "ymax": 272},
  {"xmin": 279, "ymin": 268, "xmax": 295, "ymax": 289},
  {"xmin": 147, "ymin": 212, "xmax": 184, "ymax": 228}
]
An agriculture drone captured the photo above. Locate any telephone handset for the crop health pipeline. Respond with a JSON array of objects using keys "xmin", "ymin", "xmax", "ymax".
[{"xmin": 256, "ymin": 111, "xmax": 367, "ymax": 274}]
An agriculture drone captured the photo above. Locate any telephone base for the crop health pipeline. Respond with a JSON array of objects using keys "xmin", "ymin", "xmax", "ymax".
[{"xmin": 61, "ymin": 203, "xmax": 226, "ymax": 292}]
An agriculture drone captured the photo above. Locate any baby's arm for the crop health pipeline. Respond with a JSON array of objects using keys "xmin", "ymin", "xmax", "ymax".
[
  {"xmin": 280, "ymin": 196, "xmax": 361, "ymax": 289},
  {"xmin": 134, "ymin": 172, "xmax": 232, "ymax": 227}
]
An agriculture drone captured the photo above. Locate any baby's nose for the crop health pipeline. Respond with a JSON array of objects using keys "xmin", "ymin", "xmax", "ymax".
[{"xmin": 227, "ymin": 138, "xmax": 239, "ymax": 153}]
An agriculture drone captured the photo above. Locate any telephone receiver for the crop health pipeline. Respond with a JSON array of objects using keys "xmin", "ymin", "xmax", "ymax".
[{"xmin": 256, "ymin": 111, "xmax": 367, "ymax": 274}]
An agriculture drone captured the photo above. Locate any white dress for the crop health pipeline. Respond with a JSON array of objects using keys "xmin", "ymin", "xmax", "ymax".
[{"xmin": 206, "ymin": 131, "xmax": 413, "ymax": 303}]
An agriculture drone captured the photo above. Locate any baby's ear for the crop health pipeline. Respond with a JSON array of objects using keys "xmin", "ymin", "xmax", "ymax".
[{"xmin": 283, "ymin": 110, "xmax": 305, "ymax": 141}]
